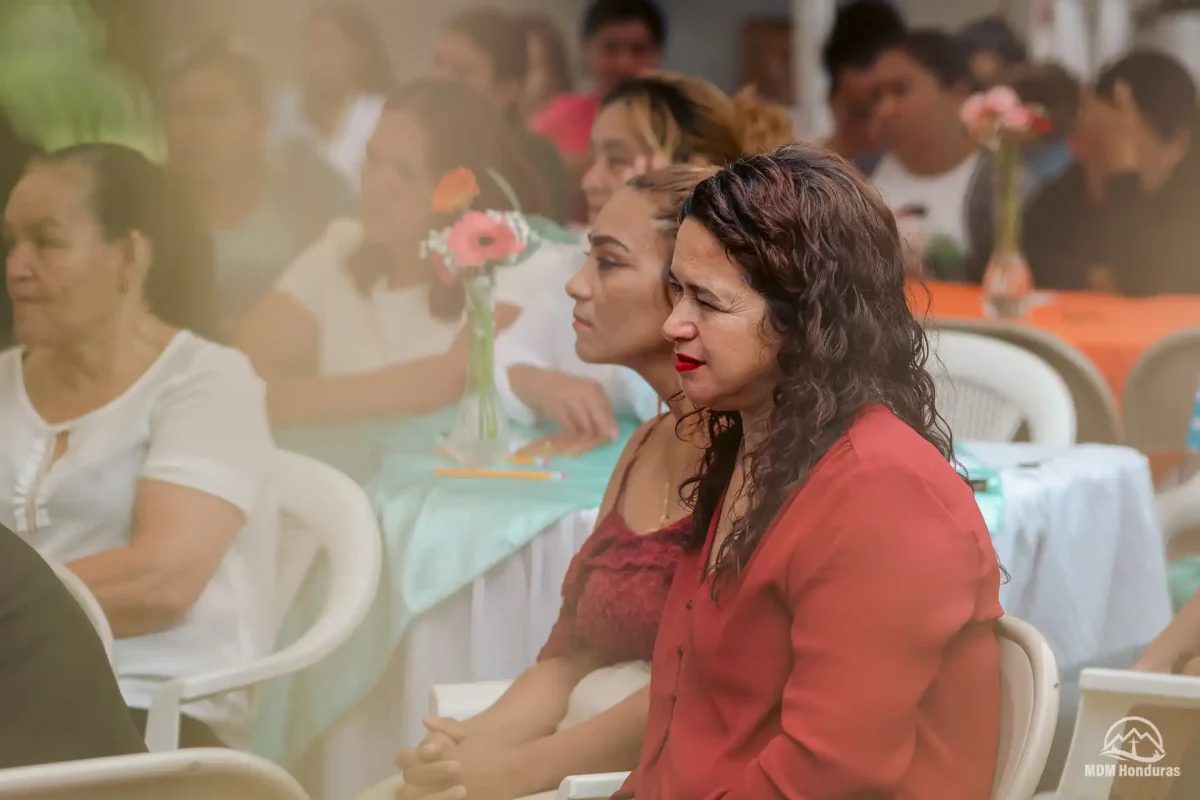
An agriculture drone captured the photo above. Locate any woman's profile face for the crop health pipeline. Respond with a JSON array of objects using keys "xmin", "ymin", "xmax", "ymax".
[
  {"xmin": 359, "ymin": 109, "xmax": 434, "ymax": 250},
  {"xmin": 582, "ymin": 102, "xmax": 655, "ymax": 223},
  {"xmin": 566, "ymin": 187, "xmax": 673, "ymax": 367},
  {"xmin": 164, "ymin": 65, "xmax": 265, "ymax": 182},
  {"xmin": 663, "ymin": 217, "xmax": 779, "ymax": 412},
  {"xmin": 4, "ymin": 165, "xmax": 129, "ymax": 346},
  {"xmin": 872, "ymin": 50, "xmax": 966, "ymax": 162}
]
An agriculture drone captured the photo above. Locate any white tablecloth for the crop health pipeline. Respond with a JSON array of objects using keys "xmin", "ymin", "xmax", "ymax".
[
  {"xmin": 971, "ymin": 443, "xmax": 1172, "ymax": 671},
  {"xmin": 295, "ymin": 443, "xmax": 1171, "ymax": 800}
]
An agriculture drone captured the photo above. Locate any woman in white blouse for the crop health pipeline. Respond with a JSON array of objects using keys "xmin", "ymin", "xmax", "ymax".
[
  {"xmin": 241, "ymin": 78, "xmax": 559, "ymax": 426},
  {"xmin": 272, "ymin": 3, "xmax": 392, "ymax": 189},
  {"xmin": 1, "ymin": 143, "xmax": 277, "ymax": 748}
]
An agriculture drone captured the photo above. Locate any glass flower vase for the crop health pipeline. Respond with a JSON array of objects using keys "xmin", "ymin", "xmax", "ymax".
[
  {"xmin": 982, "ymin": 247, "xmax": 1034, "ymax": 319},
  {"xmin": 445, "ymin": 270, "xmax": 510, "ymax": 468},
  {"xmin": 982, "ymin": 136, "xmax": 1034, "ymax": 319}
]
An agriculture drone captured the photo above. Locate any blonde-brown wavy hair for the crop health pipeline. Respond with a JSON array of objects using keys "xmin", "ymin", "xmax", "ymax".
[{"xmin": 601, "ymin": 72, "xmax": 794, "ymax": 166}]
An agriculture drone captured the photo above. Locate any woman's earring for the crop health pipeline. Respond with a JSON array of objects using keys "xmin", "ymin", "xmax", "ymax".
[{"xmin": 118, "ymin": 277, "xmax": 129, "ymax": 294}]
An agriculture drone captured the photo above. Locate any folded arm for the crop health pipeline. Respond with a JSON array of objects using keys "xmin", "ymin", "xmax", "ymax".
[
  {"xmin": 238, "ymin": 291, "xmax": 475, "ymax": 425},
  {"xmin": 512, "ymin": 685, "xmax": 648, "ymax": 795},
  {"xmin": 69, "ymin": 351, "xmax": 274, "ymax": 638},
  {"xmin": 68, "ymin": 481, "xmax": 245, "ymax": 638}
]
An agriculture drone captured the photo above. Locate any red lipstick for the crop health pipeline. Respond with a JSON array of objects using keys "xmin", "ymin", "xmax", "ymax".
[{"xmin": 674, "ymin": 354, "xmax": 704, "ymax": 372}]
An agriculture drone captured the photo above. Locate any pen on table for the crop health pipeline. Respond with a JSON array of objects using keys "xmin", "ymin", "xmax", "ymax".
[
  {"xmin": 435, "ymin": 468, "xmax": 565, "ymax": 481},
  {"xmin": 433, "ymin": 448, "xmax": 546, "ymax": 466}
]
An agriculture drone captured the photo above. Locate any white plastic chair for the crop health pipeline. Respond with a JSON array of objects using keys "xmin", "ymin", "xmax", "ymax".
[
  {"xmin": 0, "ymin": 748, "xmax": 308, "ymax": 799},
  {"xmin": 929, "ymin": 329, "xmax": 1077, "ymax": 445},
  {"xmin": 47, "ymin": 559, "xmax": 114, "ymax": 667},
  {"xmin": 1054, "ymin": 668, "xmax": 1200, "ymax": 798},
  {"xmin": 1122, "ymin": 326, "xmax": 1200, "ymax": 454},
  {"xmin": 431, "ymin": 616, "xmax": 1059, "ymax": 800},
  {"xmin": 933, "ymin": 320, "xmax": 1120, "ymax": 444},
  {"xmin": 993, "ymin": 615, "xmax": 1061, "ymax": 800},
  {"xmin": 143, "ymin": 450, "xmax": 383, "ymax": 751}
]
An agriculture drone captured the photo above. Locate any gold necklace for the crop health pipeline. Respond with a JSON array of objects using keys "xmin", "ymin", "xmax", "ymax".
[{"xmin": 657, "ymin": 404, "xmax": 680, "ymax": 528}]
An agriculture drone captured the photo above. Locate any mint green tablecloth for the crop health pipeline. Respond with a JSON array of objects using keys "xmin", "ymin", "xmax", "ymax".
[
  {"xmin": 957, "ymin": 445, "xmax": 1004, "ymax": 536},
  {"xmin": 254, "ymin": 409, "xmax": 638, "ymax": 767},
  {"xmin": 254, "ymin": 418, "xmax": 1005, "ymax": 768}
]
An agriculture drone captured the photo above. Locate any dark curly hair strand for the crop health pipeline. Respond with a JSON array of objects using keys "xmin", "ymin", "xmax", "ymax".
[{"xmin": 679, "ymin": 144, "xmax": 953, "ymax": 596}]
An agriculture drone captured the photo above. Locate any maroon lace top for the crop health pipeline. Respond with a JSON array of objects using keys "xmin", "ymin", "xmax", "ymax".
[{"xmin": 539, "ymin": 425, "xmax": 690, "ymax": 665}]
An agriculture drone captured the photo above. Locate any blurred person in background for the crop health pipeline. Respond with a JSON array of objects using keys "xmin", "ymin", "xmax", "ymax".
[
  {"xmin": 373, "ymin": 167, "xmax": 713, "ymax": 800},
  {"xmin": 520, "ymin": 13, "xmax": 575, "ymax": 123},
  {"xmin": 956, "ymin": 15, "xmax": 1028, "ymax": 90},
  {"xmin": 532, "ymin": 0, "xmax": 666, "ymax": 196},
  {"xmin": 964, "ymin": 62, "xmax": 1081, "ymax": 281},
  {"xmin": 239, "ymin": 79, "xmax": 558, "ymax": 426},
  {"xmin": 1023, "ymin": 50, "xmax": 1200, "ymax": 295},
  {"xmin": 1, "ymin": 143, "xmax": 275, "ymax": 747},
  {"xmin": 434, "ymin": 9, "xmax": 573, "ymax": 222},
  {"xmin": 1007, "ymin": 61, "xmax": 1080, "ymax": 184},
  {"xmin": 272, "ymin": 2, "xmax": 392, "ymax": 189},
  {"xmin": 866, "ymin": 29, "xmax": 985, "ymax": 279},
  {"xmin": 0, "ymin": 112, "xmax": 36, "ymax": 348},
  {"xmin": 819, "ymin": 0, "xmax": 906, "ymax": 162},
  {"xmin": 164, "ymin": 37, "xmax": 355, "ymax": 341},
  {"xmin": 496, "ymin": 73, "xmax": 793, "ymax": 441}
]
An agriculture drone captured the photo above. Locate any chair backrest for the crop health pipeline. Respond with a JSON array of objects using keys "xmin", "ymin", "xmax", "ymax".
[
  {"xmin": 47, "ymin": 559, "xmax": 114, "ymax": 667},
  {"xmin": 1122, "ymin": 325, "xmax": 1200, "ymax": 453},
  {"xmin": 268, "ymin": 449, "xmax": 382, "ymax": 662},
  {"xmin": 0, "ymin": 748, "xmax": 309, "ymax": 799},
  {"xmin": 993, "ymin": 615, "xmax": 1060, "ymax": 800},
  {"xmin": 929, "ymin": 329, "xmax": 1077, "ymax": 445},
  {"xmin": 934, "ymin": 320, "xmax": 1120, "ymax": 444}
]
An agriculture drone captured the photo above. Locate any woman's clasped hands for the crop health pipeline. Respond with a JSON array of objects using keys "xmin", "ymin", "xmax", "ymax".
[{"xmin": 393, "ymin": 717, "xmax": 528, "ymax": 800}]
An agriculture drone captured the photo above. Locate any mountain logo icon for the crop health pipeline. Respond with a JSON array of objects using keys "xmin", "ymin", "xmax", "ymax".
[{"xmin": 1100, "ymin": 716, "xmax": 1166, "ymax": 763}]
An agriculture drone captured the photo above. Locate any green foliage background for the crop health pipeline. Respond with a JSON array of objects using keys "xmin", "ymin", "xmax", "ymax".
[{"xmin": 0, "ymin": 0, "xmax": 163, "ymax": 159}]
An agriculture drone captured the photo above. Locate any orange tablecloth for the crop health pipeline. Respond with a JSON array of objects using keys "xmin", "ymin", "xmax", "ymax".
[{"xmin": 919, "ymin": 281, "xmax": 1200, "ymax": 400}]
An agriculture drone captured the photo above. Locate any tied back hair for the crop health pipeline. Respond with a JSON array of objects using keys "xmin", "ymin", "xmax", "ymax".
[
  {"xmin": 678, "ymin": 144, "xmax": 955, "ymax": 597},
  {"xmin": 346, "ymin": 79, "xmax": 550, "ymax": 320},
  {"xmin": 601, "ymin": 72, "xmax": 794, "ymax": 167},
  {"xmin": 32, "ymin": 143, "xmax": 217, "ymax": 340}
]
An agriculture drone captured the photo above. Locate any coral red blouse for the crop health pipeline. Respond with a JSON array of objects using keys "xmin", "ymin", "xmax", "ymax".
[
  {"xmin": 617, "ymin": 407, "xmax": 1004, "ymax": 800},
  {"xmin": 539, "ymin": 424, "xmax": 690, "ymax": 665}
]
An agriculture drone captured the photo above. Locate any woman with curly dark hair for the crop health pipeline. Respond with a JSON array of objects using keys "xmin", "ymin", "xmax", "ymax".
[{"xmin": 616, "ymin": 144, "xmax": 1004, "ymax": 799}]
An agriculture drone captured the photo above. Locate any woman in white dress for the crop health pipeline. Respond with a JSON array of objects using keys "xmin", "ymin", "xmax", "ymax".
[
  {"xmin": 495, "ymin": 72, "xmax": 794, "ymax": 440},
  {"xmin": 240, "ymin": 78, "xmax": 559, "ymax": 426},
  {"xmin": 272, "ymin": 3, "xmax": 392, "ymax": 189},
  {"xmin": 0, "ymin": 143, "xmax": 277, "ymax": 748}
]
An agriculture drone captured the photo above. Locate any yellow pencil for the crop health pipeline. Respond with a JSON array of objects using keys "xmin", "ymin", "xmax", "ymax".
[
  {"xmin": 434, "ymin": 468, "xmax": 565, "ymax": 481},
  {"xmin": 433, "ymin": 448, "xmax": 546, "ymax": 466}
]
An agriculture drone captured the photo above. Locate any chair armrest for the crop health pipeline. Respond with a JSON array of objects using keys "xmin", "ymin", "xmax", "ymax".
[
  {"xmin": 1081, "ymin": 667, "xmax": 1200, "ymax": 704},
  {"xmin": 429, "ymin": 681, "xmax": 514, "ymax": 720},
  {"xmin": 556, "ymin": 772, "xmax": 631, "ymax": 800},
  {"xmin": 1054, "ymin": 668, "xmax": 1200, "ymax": 796}
]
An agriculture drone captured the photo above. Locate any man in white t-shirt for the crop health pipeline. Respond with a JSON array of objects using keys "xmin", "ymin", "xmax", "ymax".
[{"xmin": 862, "ymin": 29, "xmax": 989, "ymax": 277}]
